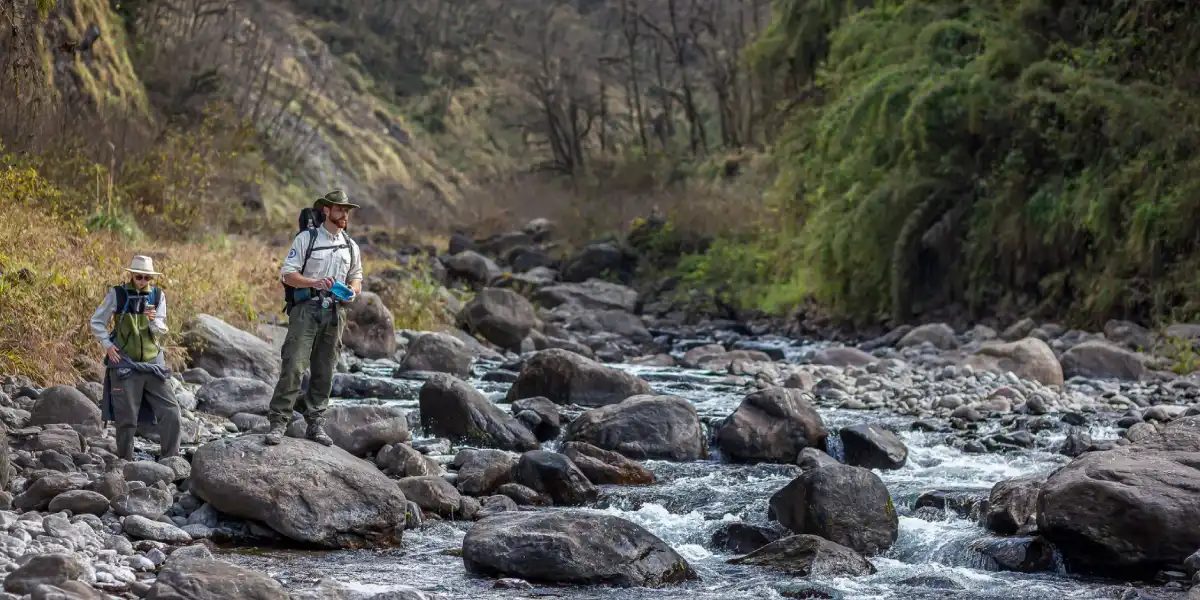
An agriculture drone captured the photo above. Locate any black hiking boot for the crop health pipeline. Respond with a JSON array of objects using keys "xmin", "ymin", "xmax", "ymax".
[
  {"xmin": 306, "ymin": 419, "xmax": 334, "ymax": 447},
  {"xmin": 264, "ymin": 422, "xmax": 287, "ymax": 445}
]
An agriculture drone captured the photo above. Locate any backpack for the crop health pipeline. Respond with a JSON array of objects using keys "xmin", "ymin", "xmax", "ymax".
[{"xmin": 282, "ymin": 206, "xmax": 359, "ymax": 312}]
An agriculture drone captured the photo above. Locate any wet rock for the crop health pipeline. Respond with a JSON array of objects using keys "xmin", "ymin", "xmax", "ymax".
[
  {"xmin": 418, "ymin": 374, "xmax": 538, "ymax": 452},
  {"xmin": 505, "ymin": 349, "xmax": 653, "ymax": 408},
  {"xmin": 716, "ymin": 388, "xmax": 828, "ymax": 465},
  {"xmin": 838, "ymin": 423, "xmax": 908, "ymax": 470},
  {"xmin": 376, "ymin": 443, "xmax": 443, "ymax": 478},
  {"xmin": 144, "ymin": 558, "xmax": 287, "ymax": 599},
  {"xmin": 564, "ymin": 395, "xmax": 706, "ymax": 461},
  {"xmin": 454, "ymin": 449, "xmax": 518, "ymax": 496},
  {"xmin": 330, "ymin": 374, "xmax": 411, "ymax": 400},
  {"xmin": 914, "ymin": 490, "xmax": 985, "ymax": 520},
  {"xmin": 797, "ymin": 448, "xmax": 840, "ymax": 471},
  {"xmin": 495, "ymin": 483, "xmax": 549, "ymax": 506},
  {"xmin": 729, "ymin": 534, "xmax": 876, "ymax": 577},
  {"xmin": 967, "ymin": 338, "xmax": 1065, "ymax": 387},
  {"xmin": 971, "ymin": 537, "xmax": 1056, "ymax": 573},
  {"xmin": 189, "ymin": 436, "xmax": 409, "ymax": 548},
  {"xmin": 984, "ymin": 475, "xmax": 1044, "ymax": 535},
  {"xmin": 510, "ymin": 397, "xmax": 561, "ymax": 442},
  {"xmin": 1059, "ymin": 340, "xmax": 1148, "ymax": 381},
  {"xmin": 323, "ymin": 405, "xmax": 411, "ymax": 457},
  {"xmin": 342, "ymin": 291, "xmax": 397, "ymax": 360},
  {"xmin": 194, "ymin": 378, "xmax": 272, "ymax": 418},
  {"xmin": 513, "ymin": 451, "xmax": 598, "ymax": 506},
  {"xmin": 30, "ymin": 581, "xmax": 110, "ymax": 600},
  {"xmin": 711, "ymin": 522, "xmax": 783, "ymax": 554},
  {"xmin": 3, "ymin": 553, "xmax": 88, "ymax": 594},
  {"xmin": 397, "ymin": 476, "xmax": 463, "ymax": 518},
  {"xmin": 1038, "ymin": 416, "xmax": 1200, "ymax": 576},
  {"xmin": 477, "ymin": 495, "xmax": 519, "ymax": 519},
  {"xmin": 560, "ymin": 442, "xmax": 654, "ymax": 485},
  {"xmin": 397, "ymin": 332, "xmax": 473, "ymax": 378},
  {"xmin": 29, "ymin": 386, "xmax": 102, "ymax": 437},
  {"xmin": 182, "ymin": 314, "xmax": 281, "ymax": 384},
  {"xmin": 769, "ymin": 464, "xmax": 899, "ymax": 554},
  {"xmin": 460, "ymin": 288, "xmax": 538, "ymax": 349},
  {"xmin": 1058, "ymin": 428, "xmax": 1093, "ymax": 458},
  {"xmin": 461, "ymin": 511, "xmax": 697, "ymax": 587}
]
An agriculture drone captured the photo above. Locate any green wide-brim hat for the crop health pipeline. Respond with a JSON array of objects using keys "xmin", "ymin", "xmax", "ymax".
[{"xmin": 315, "ymin": 189, "xmax": 361, "ymax": 209}]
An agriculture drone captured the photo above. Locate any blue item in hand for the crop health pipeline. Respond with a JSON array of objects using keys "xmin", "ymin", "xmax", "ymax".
[{"xmin": 330, "ymin": 280, "xmax": 354, "ymax": 302}]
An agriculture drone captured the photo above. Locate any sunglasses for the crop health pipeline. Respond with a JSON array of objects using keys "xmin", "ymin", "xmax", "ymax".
[{"xmin": 134, "ymin": 275, "xmax": 154, "ymax": 282}]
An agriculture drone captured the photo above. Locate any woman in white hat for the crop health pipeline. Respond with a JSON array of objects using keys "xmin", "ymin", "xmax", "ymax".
[{"xmin": 88, "ymin": 254, "xmax": 182, "ymax": 461}]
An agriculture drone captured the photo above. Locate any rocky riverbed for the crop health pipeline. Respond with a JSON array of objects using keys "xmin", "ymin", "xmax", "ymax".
[{"xmin": 3, "ymin": 221, "xmax": 1200, "ymax": 600}]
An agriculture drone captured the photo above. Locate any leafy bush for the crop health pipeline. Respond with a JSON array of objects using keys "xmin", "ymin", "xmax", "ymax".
[{"xmin": 752, "ymin": 0, "xmax": 1200, "ymax": 327}]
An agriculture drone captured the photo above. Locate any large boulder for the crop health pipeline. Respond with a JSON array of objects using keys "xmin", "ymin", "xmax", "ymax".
[
  {"xmin": 561, "ymin": 242, "xmax": 636, "ymax": 284},
  {"xmin": 182, "ymin": 314, "xmax": 280, "ymax": 384},
  {"xmin": 145, "ymin": 558, "xmax": 287, "ymax": 600},
  {"xmin": 29, "ymin": 386, "xmax": 102, "ymax": 437},
  {"xmin": 967, "ymin": 338, "xmax": 1065, "ymax": 387},
  {"xmin": 1036, "ymin": 415, "xmax": 1200, "ymax": 576},
  {"xmin": 564, "ymin": 395, "xmax": 706, "ymax": 461},
  {"xmin": 715, "ymin": 388, "xmax": 827, "ymax": 464},
  {"xmin": 505, "ymin": 349, "xmax": 653, "ymax": 407},
  {"xmin": 194, "ymin": 377, "xmax": 272, "ymax": 417},
  {"xmin": 3, "ymin": 553, "xmax": 89, "ymax": 595},
  {"xmin": 534, "ymin": 279, "xmax": 638, "ymax": 312},
  {"xmin": 323, "ymin": 405, "xmax": 411, "ymax": 457},
  {"xmin": 839, "ymin": 423, "xmax": 908, "ymax": 470},
  {"xmin": 189, "ymin": 436, "xmax": 409, "ymax": 548},
  {"xmin": 443, "ymin": 250, "xmax": 501, "ymax": 286},
  {"xmin": 418, "ymin": 374, "xmax": 538, "ymax": 451},
  {"xmin": 397, "ymin": 332, "xmax": 473, "ymax": 378},
  {"xmin": 341, "ymin": 291, "xmax": 397, "ymax": 360},
  {"xmin": 1058, "ymin": 340, "xmax": 1148, "ymax": 381},
  {"xmin": 460, "ymin": 288, "xmax": 538, "ymax": 349},
  {"xmin": 897, "ymin": 323, "xmax": 957, "ymax": 350},
  {"xmin": 768, "ymin": 464, "xmax": 899, "ymax": 554},
  {"xmin": 461, "ymin": 511, "xmax": 697, "ymax": 587}
]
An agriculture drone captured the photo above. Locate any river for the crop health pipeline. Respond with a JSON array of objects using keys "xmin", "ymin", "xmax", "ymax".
[{"xmin": 225, "ymin": 335, "xmax": 1141, "ymax": 600}]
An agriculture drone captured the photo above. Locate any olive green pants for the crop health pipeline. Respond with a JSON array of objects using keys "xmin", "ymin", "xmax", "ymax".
[{"xmin": 268, "ymin": 301, "xmax": 345, "ymax": 426}]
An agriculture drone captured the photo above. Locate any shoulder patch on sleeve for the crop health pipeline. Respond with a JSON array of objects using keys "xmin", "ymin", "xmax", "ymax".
[{"xmin": 287, "ymin": 248, "xmax": 297, "ymax": 258}]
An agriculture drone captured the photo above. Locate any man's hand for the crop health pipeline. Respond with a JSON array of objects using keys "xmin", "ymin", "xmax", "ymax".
[
  {"xmin": 106, "ymin": 346, "xmax": 121, "ymax": 364},
  {"xmin": 312, "ymin": 277, "xmax": 335, "ymax": 291},
  {"xmin": 144, "ymin": 307, "xmax": 157, "ymax": 321}
]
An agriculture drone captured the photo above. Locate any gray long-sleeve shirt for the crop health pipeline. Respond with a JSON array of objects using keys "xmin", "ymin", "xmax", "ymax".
[{"xmin": 90, "ymin": 287, "xmax": 168, "ymax": 350}]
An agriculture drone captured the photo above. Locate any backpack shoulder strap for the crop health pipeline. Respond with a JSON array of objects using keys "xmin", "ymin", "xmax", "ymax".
[
  {"xmin": 344, "ymin": 232, "xmax": 359, "ymax": 280},
  {"xmin": 150, "ymin": 287, "xmax": 162, "ymax": 308},
  {"xmin": 299, "ymin": 228, "xmax": 319, "ymax": 274},
  {"xmin": 112, "ymin": 285, "xmax": 128, "ymax": 314}
]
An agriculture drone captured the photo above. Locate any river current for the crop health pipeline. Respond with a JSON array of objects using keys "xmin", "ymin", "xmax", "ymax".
[{"xmin": 226, "ymin": 336, "xmax": 1144, "ymax": 600}]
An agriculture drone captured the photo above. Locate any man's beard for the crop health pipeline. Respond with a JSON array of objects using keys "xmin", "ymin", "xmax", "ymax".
[{"xmin": 330, "ymin": 216, "xmax": 348, "ymax": 228}]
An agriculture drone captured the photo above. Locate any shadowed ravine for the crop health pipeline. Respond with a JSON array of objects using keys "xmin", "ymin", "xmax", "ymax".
[{"xmin": 223, "ymin": 337, "xmax": 1138, "ymax": 600}]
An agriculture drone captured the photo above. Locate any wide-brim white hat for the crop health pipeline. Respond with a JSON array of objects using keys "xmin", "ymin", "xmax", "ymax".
[{"xmin": 124, "ymin": 255, "xmax": 162, "ymax": 276}]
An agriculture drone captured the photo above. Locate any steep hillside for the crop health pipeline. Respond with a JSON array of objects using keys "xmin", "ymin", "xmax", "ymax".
[{"xmin": 5, "ymin": 0, "xmax": 471, "ymax": 229}]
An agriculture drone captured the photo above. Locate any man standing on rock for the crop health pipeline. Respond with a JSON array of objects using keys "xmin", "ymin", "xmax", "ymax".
[
  {"xmin": 89, "ymin": 255, "xmax": 182, "ymax": 461},
  {"xmin": 266, "ymin": 190, "xmax": 363, "ymax": 446}
]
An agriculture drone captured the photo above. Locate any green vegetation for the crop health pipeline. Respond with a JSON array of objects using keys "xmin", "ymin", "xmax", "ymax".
[{"xmin": 679, "ymin": 0, "xmax": 1200, "ymax": 328}]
